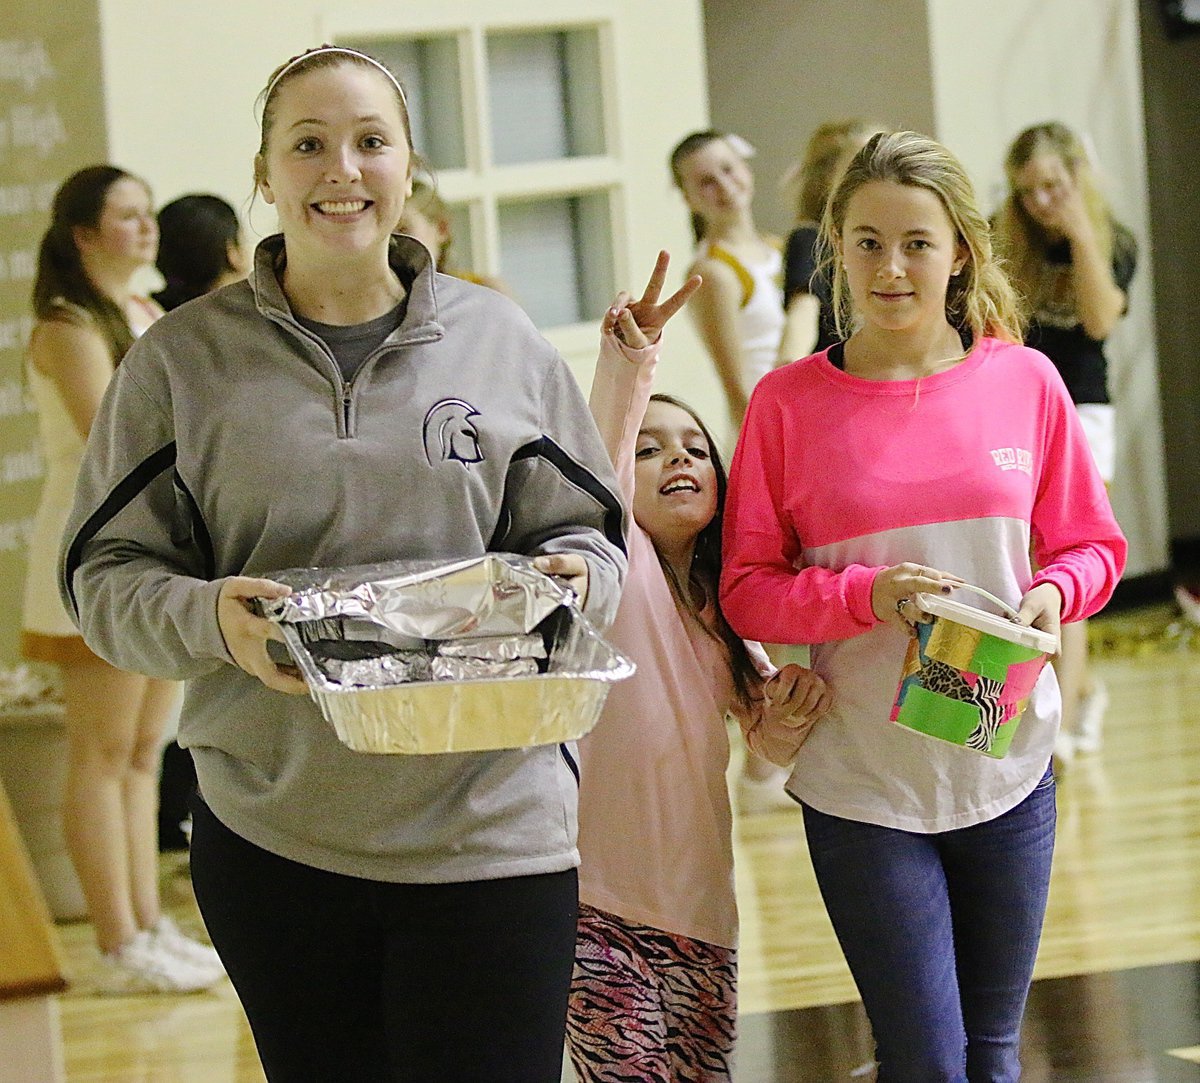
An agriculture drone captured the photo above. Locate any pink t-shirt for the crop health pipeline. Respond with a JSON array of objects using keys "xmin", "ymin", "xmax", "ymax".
[
  {"xmin": 721, "ymin": 338, "xmax": 1127, "ymax": 832},
  {"xmin": 576, "ymin": 333, "xmax": 792, "ymax": 950}
]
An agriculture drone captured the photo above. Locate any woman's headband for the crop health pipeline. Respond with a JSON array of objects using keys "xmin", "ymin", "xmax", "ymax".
[{"xmin": 262, "ymin": 45, "xmax": 408, "ymax": 112}]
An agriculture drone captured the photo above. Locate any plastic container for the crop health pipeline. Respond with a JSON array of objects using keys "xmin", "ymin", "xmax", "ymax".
[{"xmin": 889, "ymin": 591, "xmax": 1058, "ymax": 758}]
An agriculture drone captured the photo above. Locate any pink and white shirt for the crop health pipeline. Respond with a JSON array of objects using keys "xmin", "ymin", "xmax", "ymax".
[{"xmin": 721, "ymin": 338, "xmax": 1127, "ymax": 832}]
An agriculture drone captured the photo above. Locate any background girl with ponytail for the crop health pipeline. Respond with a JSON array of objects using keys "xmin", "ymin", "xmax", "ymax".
[
  {"xmin": 21, "ymin": 165, "xmax": 222, "ymax": 994},
  {"xmin": 721, "ymin": 131, "xmax": 1126, "ymax": 1080},
  {"xmin": 669, "ymin": 130, "xmax": 785, "ymax": 432},
  {"xmin": 670, "ymin": 130, "xmax": 798, "ymax": 813}
]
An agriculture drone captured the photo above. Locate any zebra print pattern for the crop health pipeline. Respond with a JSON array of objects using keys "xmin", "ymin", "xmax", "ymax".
[
  {"xmin": 566, "ymin": 903, "xmax": 737, "ymax": 1082},
  {"xmin": 964, "ymin": 675, "xmax": 1006, "ymax": 753},
  {"xmin": 919, "ymin": 658, "xmax": 1006, "ymax": 753}
]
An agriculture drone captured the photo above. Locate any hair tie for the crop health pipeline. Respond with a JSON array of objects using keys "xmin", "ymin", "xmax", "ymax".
[
  {"xmin": 724, "ymin": 133, "xmax": 757, "ymax": 160},
  {"xmin": 777, "ymin": 162, "xmax": 803, "ymax": 193},
  {"xmin": 262, "ymin": 44, "xmax": 407, "ymax": 114}
]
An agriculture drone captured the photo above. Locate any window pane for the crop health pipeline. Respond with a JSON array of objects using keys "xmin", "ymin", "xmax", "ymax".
[
  {"xmin": 487, "ymin": 28, "xmax": 605, "ymax": 165},
  {"xmin": 498, "ymin": 193, "xmax": 612, "ymax": 328}
]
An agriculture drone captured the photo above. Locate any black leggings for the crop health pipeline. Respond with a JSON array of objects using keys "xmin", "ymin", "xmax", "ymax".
[{"xmin": 189, "ymin": 795, "xmax": 578, "ymax": 1083}]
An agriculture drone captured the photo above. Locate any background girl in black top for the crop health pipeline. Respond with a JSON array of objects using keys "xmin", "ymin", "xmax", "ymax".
[
  {"xmin": 993, "ymin": 120, "xmax": 1137, "ymax": 763},
  {"xmin": 779, "ymin": 119, "xmax": 881, "ymax": 362}
]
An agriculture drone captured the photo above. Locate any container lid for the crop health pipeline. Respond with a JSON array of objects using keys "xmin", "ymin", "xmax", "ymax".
[{"xmin": 912, "ymin": 592, "xmax": 1058, "ymax": 654}]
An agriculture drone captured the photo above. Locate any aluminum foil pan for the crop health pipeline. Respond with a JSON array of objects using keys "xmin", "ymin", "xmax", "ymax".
[
  {"xmin": 263, "ymin": 553, "xmax": 569, "ymax": 639},
  {"xmin": 266, "ymin": 554, "xmax": 635, "ymax": 755},
  {"xmin": 317, "ymin": 649, "xmax": 433, "ymax": 687},
  {"xmin": 437, "ymin": 633, "xmax": 546, "ymax": 661}
]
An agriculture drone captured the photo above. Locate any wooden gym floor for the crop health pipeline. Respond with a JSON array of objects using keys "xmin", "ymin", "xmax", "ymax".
[{"xmin": 48, "ymin": 609, "xmax": 1200, "ymax": 1081}]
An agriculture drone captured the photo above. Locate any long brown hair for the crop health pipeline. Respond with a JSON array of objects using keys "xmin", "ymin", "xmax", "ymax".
[
  {"xmin": 32, "ymin": 165, "xmax": 146, "ymax": 362},
  {"xmin": 404, "ymin": 179, "xmax": 453, "ymax": 270},
  {"xmin": 646, "ymin": 393, "xmax": 759, "ymax": 707},
  {"xmin": 819, "ymin": 131, "xmax": 1024, "ymax": 344}
]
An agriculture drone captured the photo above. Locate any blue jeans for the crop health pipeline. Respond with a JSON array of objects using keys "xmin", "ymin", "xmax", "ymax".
[{"xmin": 801, "ymin": 767, "xmax": 1056, "ymax": 1082}]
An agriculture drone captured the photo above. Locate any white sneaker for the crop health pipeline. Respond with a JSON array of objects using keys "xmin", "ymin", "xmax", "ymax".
[
  {"xmin": 736, "ymin": 772, "xmax": 798, "ymax": 815},
  {"xmin": 97, "ymin": 929, "xmax": 222, "ymax": 995},
  {"xmin": 1074, "ymin": 680, "xmax": 1108, "ymax": 754},
  {"xmin": 149, "ymin": 915, "xmax": 225, "ymax": 981},
  {"xmin": 1175, "ymin": 585, "xmax": 1200, "ymax": 626}
]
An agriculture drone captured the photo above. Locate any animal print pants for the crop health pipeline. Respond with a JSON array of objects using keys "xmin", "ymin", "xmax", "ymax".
[{"xmin": 566, "ymin": 903, "xmax": 737, "ymax": 1082}]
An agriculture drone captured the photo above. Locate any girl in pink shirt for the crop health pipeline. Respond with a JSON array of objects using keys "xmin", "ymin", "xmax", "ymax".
[
  {"xmin": 566, "ymin": 254, "xmax": 831, "ymax": 1082},
  {"xmin": 721, "ymin": 132, "xmax": 1126, "ymax": 1081}
]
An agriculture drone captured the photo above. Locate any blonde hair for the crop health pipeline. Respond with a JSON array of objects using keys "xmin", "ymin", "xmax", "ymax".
[
  {"xmin": 992, "ymin": 122, "xmax": 1114, "ymax": 313},
  {"xmin": 819, "ymin": 130, "xmax": 1024, "ymax": 344},
  {"xmin": 784, "ymin": 119, "xmax": 883, "ymax": 225}
]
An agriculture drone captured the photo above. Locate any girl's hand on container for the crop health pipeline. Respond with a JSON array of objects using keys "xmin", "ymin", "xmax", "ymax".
[
  {"xmin": 533, "ymin": 553, "xmax": 590, "ymax": 610},
  {"xmin": 872, "ymin": 562, "xmax": 968, "ymax": 630},
  {"xmin": 1016, "ymin": 582, "xmax": 1064, "ymax": 652},
  {"xmin": 763, "ymin": 663, "xmax": 832, "ymax": 733},
  {"xmin": 217, "ymin": 577, "xmax": 309, "ymax": 694}
]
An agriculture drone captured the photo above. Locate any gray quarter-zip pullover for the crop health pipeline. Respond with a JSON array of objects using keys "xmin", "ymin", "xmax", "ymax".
[{"xmin": 61, "ymin": 234, "xmax": 627, "ymax": 883}]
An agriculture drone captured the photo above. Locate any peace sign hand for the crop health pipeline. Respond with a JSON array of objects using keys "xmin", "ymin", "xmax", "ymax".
[{"xmin": 603, "ymin": 250, "xmax": 703, "ymax": 350}]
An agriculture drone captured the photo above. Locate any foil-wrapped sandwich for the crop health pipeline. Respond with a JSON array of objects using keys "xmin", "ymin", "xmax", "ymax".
[{"xmin": 262, "ymin": 554, "xmax": 634, "ymax": 755}]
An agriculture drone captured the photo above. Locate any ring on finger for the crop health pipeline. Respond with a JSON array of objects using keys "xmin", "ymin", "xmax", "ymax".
[{"xmin": 896, "ymin": 597, "xmax": 910, "ymax": 615}]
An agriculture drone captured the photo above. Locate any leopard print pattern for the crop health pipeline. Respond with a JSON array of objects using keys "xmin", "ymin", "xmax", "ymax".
[{"xmin": 919, "ymin": 658, "xmax": 974, "ymax": 699}]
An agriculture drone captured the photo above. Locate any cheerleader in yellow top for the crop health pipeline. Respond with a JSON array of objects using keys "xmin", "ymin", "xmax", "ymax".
[
  {"xmin": 669, "ymin": 130, "xmax": 784, "ymax": 431},
  {"xmin": 670, "ymin": 131, "xmax": 795, "ymax": 811}
]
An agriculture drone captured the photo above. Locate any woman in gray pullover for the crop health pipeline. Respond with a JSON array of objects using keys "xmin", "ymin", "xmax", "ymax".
[{"xmin": 60, "ymin": 46, "xmax": 625, "ymax": 1082}]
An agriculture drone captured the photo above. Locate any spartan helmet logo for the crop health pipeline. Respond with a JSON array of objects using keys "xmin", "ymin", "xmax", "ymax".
[{"xmin": 423, "ymin": 398, "xmax": 484, "ymax": 467}]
